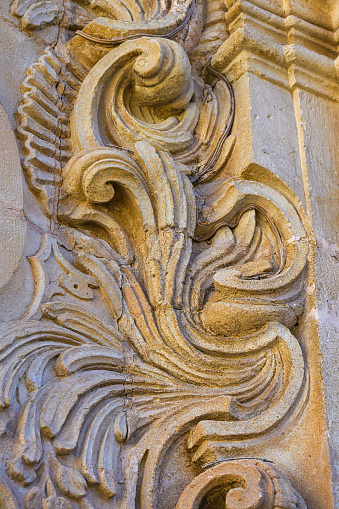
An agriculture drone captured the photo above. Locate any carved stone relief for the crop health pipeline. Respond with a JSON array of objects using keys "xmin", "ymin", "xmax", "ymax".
[{"xmin": 0, "ymin": 0, "xmax": 338, "ymax": 507}]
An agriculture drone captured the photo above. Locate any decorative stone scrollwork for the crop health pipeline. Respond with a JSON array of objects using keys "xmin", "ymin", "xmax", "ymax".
[
  {"xmin": 176, "ymin": 459, "xmax": 307, "ymax": 509},
  {"xmin": 0, "ymin": 0, "xmax": 315, "ymax": 506},
  {"xmin": 71, "ymin": 37, "xmax": 197, "ymax": 154},
  {"xmin": 69, "ymin": 34, "xmax": 235, "ymax": 182}
]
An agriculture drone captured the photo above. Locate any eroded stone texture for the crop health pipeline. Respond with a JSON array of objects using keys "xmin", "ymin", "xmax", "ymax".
[
  {"xmin": 0, "ymin": 0, "xmax": 337, "ymax": 508},
  {"xmin": 0, "ymin": 103, "xmax": 26, "ymax": 290}
]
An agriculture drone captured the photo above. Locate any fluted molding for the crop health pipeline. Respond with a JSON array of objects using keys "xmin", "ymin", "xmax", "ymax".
[{"xmin": 211, "ymin": 0, "xmax": 339, "ymax": 101}]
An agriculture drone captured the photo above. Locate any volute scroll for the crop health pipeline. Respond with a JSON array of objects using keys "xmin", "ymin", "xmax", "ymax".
[
  {"xmin": 0, "ymin": 0, "xmax": 316, "ymax": 506},
  {"xmin": 176, "ymin": 459, "xmax": 307, "ymax": 509}
]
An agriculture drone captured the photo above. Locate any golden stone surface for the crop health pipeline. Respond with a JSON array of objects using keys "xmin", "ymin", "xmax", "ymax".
[{"xmin": 0, "ymin": 1, "xmax": 338, "ymax": 507}]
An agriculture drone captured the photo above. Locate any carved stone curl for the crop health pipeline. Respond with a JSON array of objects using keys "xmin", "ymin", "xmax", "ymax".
[
  {"xmin": 0, "ymin": 0, "xmax": 315, "ymax": 506},
  {"xmin": 176, "ymin": 459, "xmax": 306, "ymax": 509}
]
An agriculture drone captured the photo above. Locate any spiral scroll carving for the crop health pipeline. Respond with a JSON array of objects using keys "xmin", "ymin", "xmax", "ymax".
[
  {"xmin": 176, "ymin": 459, "xmax": 307, "ymax": 509},
  {"xmin": 0, "ymin": 0, "xmax": 313, "ymax": 507}
]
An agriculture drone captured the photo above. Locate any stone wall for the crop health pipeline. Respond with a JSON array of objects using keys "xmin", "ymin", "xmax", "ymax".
[{"xmin": 0, "ymin": 1, "xmax": 338, "ymax": 507}]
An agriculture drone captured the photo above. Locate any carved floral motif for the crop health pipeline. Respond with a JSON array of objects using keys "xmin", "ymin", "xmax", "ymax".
[{"xmin": 0, "ymin": 0, "xmax": 311, "ymax": 506}]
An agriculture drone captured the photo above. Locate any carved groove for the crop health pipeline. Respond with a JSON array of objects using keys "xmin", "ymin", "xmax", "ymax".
[{"xmin": 0, "ymin": 0, "xmax": 317, "ymax": 507}]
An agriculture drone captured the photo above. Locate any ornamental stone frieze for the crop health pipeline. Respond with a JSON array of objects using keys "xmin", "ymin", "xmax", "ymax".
[{"xmin": 0, "ymin": 0, "xmax": 338, "ymax": 507}]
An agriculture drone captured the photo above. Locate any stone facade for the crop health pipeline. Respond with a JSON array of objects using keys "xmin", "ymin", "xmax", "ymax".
[{"xmin": 0, "ymin": 0, "xmax": 338, "ymax": 507}]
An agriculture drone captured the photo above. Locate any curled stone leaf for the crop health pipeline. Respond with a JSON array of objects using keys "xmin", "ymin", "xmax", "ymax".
[
  {"xmin": 0, "ymin": 0, "xmax": 319, "ymax": 505},
  {"xmin": 8, "ymin": 457, "xmax": 37, "ymax": 486},
  {"xmin": 114, "ymin": 413, "xmax": 128, "ymax": 444},
  {"xmin": 42, "ymin": 497, "xmax": 72, "ymax": 509},
  {"xmin": 176, "ymin": 459, "xmax": 307, "ymax": 509},
  {"xmin": 24, "ymin": 487, "xmax": 42, "ymax": 509},
  {"xmin": 53, "ymin": 460, "xmax": 87, "ymax": 499},
  {"xmin": 12, "ymin": 0, "xmax": 63, "ymax": 30}
]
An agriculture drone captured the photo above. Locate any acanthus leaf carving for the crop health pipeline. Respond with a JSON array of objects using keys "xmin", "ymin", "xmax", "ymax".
[
  {"xmin": 1, "ymin": 0, "xmax": 313, "ymax": 506},
  {"xmin": 17, "ymin": 30, "xmax": 235, "ymax": 217},
  {"xmin": 175, "ymin": 459, "xmax": 307, "ymax": 509}
]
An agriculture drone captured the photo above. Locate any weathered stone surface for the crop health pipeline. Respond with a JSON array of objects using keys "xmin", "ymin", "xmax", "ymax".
[
  {"xmin": 0, "ymin": 103, "xmax": 26, "ymax": 290},
  {"xmin": 0, "ymin": 0, "xmax": 337, "ymax": 508}
]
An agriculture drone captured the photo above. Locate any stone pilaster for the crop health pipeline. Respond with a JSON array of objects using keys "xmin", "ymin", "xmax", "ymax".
[{"xmin": 200, "ymin": 2, "xmax": 339, "ymax": 505}]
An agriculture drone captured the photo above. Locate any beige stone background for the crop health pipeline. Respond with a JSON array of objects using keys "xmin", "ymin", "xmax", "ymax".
[
  {"xmin": 0, "ymin": 1, "xmax": 338, "ymax": 508},
  {"xmin": 0, "ymin": 0, "xmax": 56, "ymax": 322}
]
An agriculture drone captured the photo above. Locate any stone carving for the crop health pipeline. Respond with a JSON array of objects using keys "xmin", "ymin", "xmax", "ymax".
[
  {"xmin": 11, "ymin": 0, "xmax": 199, "ymax": 33},
  {"xmin": 0, "ymin": 0, "xmax": 313, "ymax": 506},
  {"xmin": 17, "ymin": 36, "xmax": 234, "ymax": 216},
  {"xmin": 211, "ymin": 0, "xmax": 339, "ymax": 101},
  {"xmin": 17, "ymin": 47, "xmax": 84, "ymax": 217},
  {"xmin": 176, "ymin": 459, "xmax": 307, "ymax": 509},
  {"xmin": 11, "ymin": 0, "xmax": 65, "ymax": 30}
]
